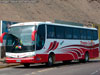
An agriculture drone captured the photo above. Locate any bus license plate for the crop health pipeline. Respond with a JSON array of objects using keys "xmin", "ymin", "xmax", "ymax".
[{"xmin": 16, "ymin": 59, "xmax": 21, "ymax": 62}]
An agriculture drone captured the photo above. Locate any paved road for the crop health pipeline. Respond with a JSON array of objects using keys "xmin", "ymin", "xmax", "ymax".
[{"xmin": 0, "ymin": 59, "xmax": 100, "ymax": 75}]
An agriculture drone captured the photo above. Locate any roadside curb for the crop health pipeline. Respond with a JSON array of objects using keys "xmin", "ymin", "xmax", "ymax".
[
  {"xmin": 0, "ymin": 59, "xmax": 21, "ymax": 69},
  {"xmin": 0, "ymin": 63, "xmax": 21, "ymax": 69}
]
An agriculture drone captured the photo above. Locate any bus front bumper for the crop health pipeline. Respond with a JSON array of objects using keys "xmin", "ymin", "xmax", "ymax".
[{"xmin": 6, "ymin": 57, "xmax": 35, "ymax": 63}]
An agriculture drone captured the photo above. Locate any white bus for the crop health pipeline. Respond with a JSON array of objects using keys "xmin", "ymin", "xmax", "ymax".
[{"xmin": 0, "ymin": 21, "xmax": 99, "ymax": 67}]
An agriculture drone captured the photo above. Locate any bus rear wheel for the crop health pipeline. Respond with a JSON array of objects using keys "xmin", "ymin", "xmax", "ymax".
[
  {"xmin": 79, "ymin": 52, "xmax": 89, "ymax": 63},
  {"xmin": 84, "ymin": 52, "xmax": 89, "ymax": 62}
]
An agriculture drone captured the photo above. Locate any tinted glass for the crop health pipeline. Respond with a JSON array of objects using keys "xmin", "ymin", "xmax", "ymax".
[
  {"xmin": 36, "ymin": 25, "xmax": 45, "ymax": 50},
  {"xmin": 73, "ymin": 28, "xmax": 80, "ymax": 39},
  {"xmin": 80, "ymin": 29, "xmax": 87, "ymax": 40},
  {"xmin": 93, "ymin": 30, "xmax": 98, "ymax": 40},
  {"xmin": 47, "ymin": 25, "xmax": 55, "ymax": 38},
  {"xmin": 47, "ymin": 24, "xmax": 98, "ymax": 40},
  {"xmin": 87, "ymin": 30, "xmax": 92, "ymax": 40},
  {"xmin": 55, "ymin": 26, "xmax": 65, "ymax": 39},
  {"xmin": 65, "ymin": 27, "xmax": 73, "ymax": 39}
]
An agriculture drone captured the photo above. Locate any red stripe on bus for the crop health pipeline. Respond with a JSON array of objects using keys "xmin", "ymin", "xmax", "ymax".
[
  {"xmin": 53, "ymin": 42, "xmax": 59, "ymax": 50},
  {"xmin": 47, "ymin": 42, "xmax": 54, "ymax": 50},
  {"xmin": 45, "ymin": 42, "xmax": 54, "ymax": 53},
  {"xmin": 60, "ymin": 44, "xmax": 99, "ymax": 49},
  {"xmin": 50, "ymin": 41, "xmax": 57, "ymax": 50}
]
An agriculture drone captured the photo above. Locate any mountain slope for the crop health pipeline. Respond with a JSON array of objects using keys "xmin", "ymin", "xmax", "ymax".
[{"xmin": 0, "ymin": 0, "xmax": 100, "ymax": 25}]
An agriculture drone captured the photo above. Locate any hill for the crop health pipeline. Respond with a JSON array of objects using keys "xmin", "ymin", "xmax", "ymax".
[{"xmin": 0, "ymin": 0, "xmax": 100, "ymax": 25}]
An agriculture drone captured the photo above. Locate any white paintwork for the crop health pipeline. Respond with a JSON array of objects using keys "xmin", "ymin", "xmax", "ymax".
[{"xmin": 6, "ymin": 52, "xmax": 36, "ymax": 58}]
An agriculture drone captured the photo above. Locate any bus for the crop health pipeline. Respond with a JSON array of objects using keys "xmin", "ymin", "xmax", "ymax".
[{"xmin": 0, "ymin": 21, "xmax": 99, "ymax": 67}]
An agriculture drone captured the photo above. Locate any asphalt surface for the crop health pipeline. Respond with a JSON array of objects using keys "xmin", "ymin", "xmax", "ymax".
[{"xmin": 0, "ymin": 59, "xmax": 100, "ymax": 75}]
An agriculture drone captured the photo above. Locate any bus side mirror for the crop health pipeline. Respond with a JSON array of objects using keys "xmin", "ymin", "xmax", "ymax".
[
  {"xmin": 31, "ymin": 30, "xmax": 37, "ymax": 41},
  {"xmin": 0, "ymin": 32, "xmax": 7, "ymax": 43}
]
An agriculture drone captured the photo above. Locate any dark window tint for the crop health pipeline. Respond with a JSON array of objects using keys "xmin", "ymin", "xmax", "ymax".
[
  {"xmin": 47, "ymin": 25, "xmax": 55, "ymax": 38},
  {"xmin": 47, "ymin": 25, "xmax": 98, "ymax": 40},
  {"xmin": 36, "ymin": 25, "xmax": 45, "ymax": 50},
  {"xmin": 55, "ymin": 26, "xmax": 65, "ymax": 39},
  {"xmin": 93, "ymin": 30, "xmax": 98, "ymax": 40},
  {"xmin": 87, "ymin": 30, "xmax": 92, "ymax": 40},
  {"xmin": 80, "ymin": 29, "xmax": 87, "ymax": 40},
  {"xmin": 65, "ymin": 27, "xmax": 73, "ymax": 39},
  {"xmin": 73, "ymin": 28, "xmax": 80, "ymax": 39}
]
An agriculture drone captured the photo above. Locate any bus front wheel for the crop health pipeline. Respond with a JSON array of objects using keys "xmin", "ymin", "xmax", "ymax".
[{"xmin": 46, "ymin": 55, "xmax": 55, "ymax": 67}]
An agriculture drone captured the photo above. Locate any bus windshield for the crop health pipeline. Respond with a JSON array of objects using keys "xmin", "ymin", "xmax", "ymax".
[{"xmin": 6, "ymin": 25, "xmax": 35, "ymax": 53}]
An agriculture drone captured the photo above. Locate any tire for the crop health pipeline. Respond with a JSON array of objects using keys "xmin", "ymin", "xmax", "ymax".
[
  {"xmin": 23, "ymin": 63, "xmax": 30, "ymax": 68},
  {"xmin": 79, "ymin": 52, "xmax": 89, "ymax": 63},
  {"xmin": 84, "ymin": 52, "xmax": 89, "ymax": 62},
  {"xmin": 46, "ymin": 55, "xmax": 54, "ymax": 67}
]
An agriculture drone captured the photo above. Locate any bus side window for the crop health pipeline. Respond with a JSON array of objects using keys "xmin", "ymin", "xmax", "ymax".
[
  {"xmin": 80, "ymin": 29, "xmax": 87, "ymax": 40},
  {"xmin": 87, "ymin": 30, "xmax": 92, "ymax": 40},
  {"xmin": 93, "ymin": 30, "xmax": 98, "ymax": 40},
  {"xmin": 73, "ymin": 28, "xmax": 80, "ymax": 39},
  {"xmin": 65, "ymin": 27, "xmax": 73, "ymax": 39},
  {"xmin": 55, "ymin": 26, "xmax": 65, "ymax": 39},
  {"xmin": 36, "ymin": 25, "xmax": 45, "ymax": 50},
  {"xmin": 47, "ymin": 25, "xmax": 55, "ymax": 38}
]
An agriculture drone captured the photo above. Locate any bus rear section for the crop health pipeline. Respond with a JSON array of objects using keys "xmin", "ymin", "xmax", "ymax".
[{"xmin": 45, "ymin": 24, "xmax": 99, "ymax": 64}]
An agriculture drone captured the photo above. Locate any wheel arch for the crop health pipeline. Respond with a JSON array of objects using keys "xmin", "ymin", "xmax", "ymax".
[
  {"xmin": 49, "ymin": 52, "xmax": 55, "ymax": 60},
  {"xmin": 85, "ymin": 51, "xmax": 89, "ymax": 54},
  {"xmin": 49, "ymin": 52, "xmax": 55, "ymax": 56}
]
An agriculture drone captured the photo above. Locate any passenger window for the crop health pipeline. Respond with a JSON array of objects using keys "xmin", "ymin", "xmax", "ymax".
[
  {"xmin": 87, "ymin": 30, "xmax": 92, "ymax": 40},
  {"xmin": 80, "ymin": 29, "xmax": 87, "ymax": 40},
  {"xmin": 73, "ymin": 28, "xmax": 80, "ymax": 39},
  {"xmin": 65, "ymin": 27, "xmax": 73, "ymax": 39},
  {"xmin": 36, "ymin": 25, "xmax": 45, "ymax": 50},
  {"xmin": 93, "ymin": 31, "xmax": 98, "ymax": 40},
  {"xmin": 55, "ymin": 26, "xmax": 65, "ymax": 39},
  {"xmin": 47, "ymin": 25, "xmax": 55, "ymax": 38}
]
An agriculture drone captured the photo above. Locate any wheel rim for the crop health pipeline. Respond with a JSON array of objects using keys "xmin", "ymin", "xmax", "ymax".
[
  {"xmin": 49, "ymin": 57, "xmax": 53, "ymax": 64},
  {"xmin": 48, "ymin": 56, "xmax": 53, "ymax": 66},
  {"xmin": 85, "ymin": 53, "xmax": 89, "ymax": 62}
]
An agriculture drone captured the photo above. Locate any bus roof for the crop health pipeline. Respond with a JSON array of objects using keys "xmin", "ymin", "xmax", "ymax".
[{"xmin": 10, "ymin": 21, "xmax": 97, "ymax": 30}]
